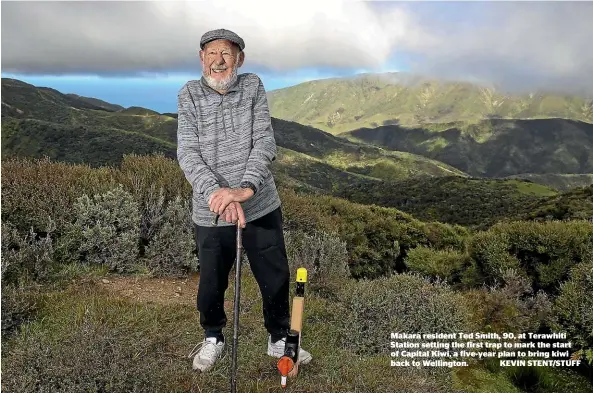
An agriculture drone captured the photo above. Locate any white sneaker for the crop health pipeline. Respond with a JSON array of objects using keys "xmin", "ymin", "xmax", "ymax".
[
  {"xmin": 267, "ymin": 335, "xmax": 312, "ymax": 364},
  {"xmin": 188, "ymin": 337, "xmax": 225, "ymax": 372}
]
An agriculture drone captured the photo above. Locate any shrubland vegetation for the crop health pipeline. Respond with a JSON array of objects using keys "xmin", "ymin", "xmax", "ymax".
[{"xmin": 2, "ymin": 155, "xmax": 592, "ymax": 392}]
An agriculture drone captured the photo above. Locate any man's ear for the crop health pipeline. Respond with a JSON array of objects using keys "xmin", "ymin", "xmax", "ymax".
[
  {"xmin": 198, "ymin": 50, "xmax": 204, "ymax": 63},
  {"xmin": 238, "ymin": 51, "xmax": 245, "ymax": 67}
]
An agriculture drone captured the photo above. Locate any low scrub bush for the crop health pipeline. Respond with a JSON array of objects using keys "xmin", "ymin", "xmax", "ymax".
[
  {"xmin": 464, "ymin": 268, "xmax": 553, "ymax": 334},
  {"xmin": 60, "ymin": 186, "xmax": 140, "ymax": 273},
  {"xmin": 114, "ymin": 154, "xmax": 191, "ymax": 206},
  {"xmin": 284, "ymin": 228, "xmax": 349, "ymax": 295},
  {"xmin": 279, "ymin": 188, "xmax": 468, "ymax": 279},
  {"xmin": 405, "ymin": 246, "xmax": 470, "ymax": 283},
  {"xmin": 334, "ymin": 273, "xmax": 470, "ymax": 355},
  {"xmin": 470, "ymin": 220, "xmax": 593, "ymax": 295},
  {"xmin": 550, "ymin": 261, "xmax": 593, "ymax": 364},
  {"xmin": 144, "ymin": 196, "xmax": 197, "ymax": 276},
  {"xmin": 1, "ymin": 156, "xmax": 117, "ymax": 234},
  {"xmin": 1, "ymin": 220, "xmax": 56, "ymax": 285}
]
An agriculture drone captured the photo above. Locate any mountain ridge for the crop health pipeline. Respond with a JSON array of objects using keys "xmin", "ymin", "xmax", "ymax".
[{"xmin": 267, "ymin": 72, "xmax": 593, "ymax": 134}]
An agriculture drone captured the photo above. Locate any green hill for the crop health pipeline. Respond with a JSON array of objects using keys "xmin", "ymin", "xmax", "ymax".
[
  {"xmin": 1, "ymin": 117, "xmax": 176, "ymax": 167},
  {"xmin": 1, "ymin": 78, "xmax": 111, "ymax": 119},
  {"xmin": 504, "ymin": 174, "xmax": 593, "ymax": 191},
  {"xmin": 1, "ymin": 78, "xmax": 466, "ymax": 182},
  {"xmin": 335, "ymin": 176, "xmax": 558, "ymax": 229},
  {"xmin": 6, "ymin": 77, "xmax": 588, "ymax": 228},
  {"xmin": 119, "ymin": 106, "xmax": 161, "ymax": 116},
  {"xmin": 271, "ymin": 118, "xmax": 466, "ymax": 180},
  {"xmin": 344, "ymin": 118, "xmax": 593, "ymax": 178},
  {"xmin": 267, "ymin": 72, "xmax": 593, "ymax": 134},
  {"xmin": 65, "ymin": 94, "xmax": 124, "ymax": 112},
  {"xmin": 523, "ymin": 184, "xmax": 593, "ymax": 221}
]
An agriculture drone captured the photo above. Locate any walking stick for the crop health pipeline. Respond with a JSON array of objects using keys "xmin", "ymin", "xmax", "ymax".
[
  {"xmin": 230, "ymin": 219, "xmax": 242, "ymax": 393},
  {"xmin": 212, "ymin": 214, "xmax": 242, "ymax": 393}
]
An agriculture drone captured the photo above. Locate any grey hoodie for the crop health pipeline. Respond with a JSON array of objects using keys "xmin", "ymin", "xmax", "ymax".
[{"xmin": 177, "ymin": 73, "xmax": 281, "ymax": 227}]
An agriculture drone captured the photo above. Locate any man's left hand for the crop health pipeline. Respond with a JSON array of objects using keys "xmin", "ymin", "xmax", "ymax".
[{"xmin": 208, "ymin": 187, "xmax": 254, "ymax": 215}]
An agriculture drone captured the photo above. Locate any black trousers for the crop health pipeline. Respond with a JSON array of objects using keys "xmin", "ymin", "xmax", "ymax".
[{"xmin": 194, "ymin": 206, "xmax": 290, "ymax": 339}]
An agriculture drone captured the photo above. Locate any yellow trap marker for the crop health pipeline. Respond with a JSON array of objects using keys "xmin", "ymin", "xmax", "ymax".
[{"xmin": 277, "ymin": 268, "xmax": 308, "ymax": 388}]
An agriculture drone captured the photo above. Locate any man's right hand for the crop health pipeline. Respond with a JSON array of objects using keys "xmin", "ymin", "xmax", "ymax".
[{"xmin": 220, "ymin": 201, "xmax": 246, "ymax": 228}]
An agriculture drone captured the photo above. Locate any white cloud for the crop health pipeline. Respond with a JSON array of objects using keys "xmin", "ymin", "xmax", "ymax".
[
  {"xmin": 1, "ymin": 1, "xmax": 411, "ymax": 73},
  {"xmin": 1, "ymin": 1, "xmax": 592, "ymax": 95}
]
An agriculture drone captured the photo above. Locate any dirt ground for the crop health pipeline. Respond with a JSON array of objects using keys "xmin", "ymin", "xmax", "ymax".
[{"xmin": 92, "ymin": 273, "xmax": 231, "ymax": 309}]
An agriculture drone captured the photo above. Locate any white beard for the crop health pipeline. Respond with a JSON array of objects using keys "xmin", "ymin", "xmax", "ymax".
[{"xmin": 203, "ymin": 57, "xmax": 240, "ymax": 91}]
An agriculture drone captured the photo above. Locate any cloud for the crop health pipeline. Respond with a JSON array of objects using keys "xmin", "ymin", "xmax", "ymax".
[
  {"xmin": 2, "ymin": 1, "xmax": 592, "ymax": 96},
  {"xmin": 1, "ymin": 1, "xmax": 410, "ymax": 74},
  {"xmin": 400, "ymin": 2, "xmax": 593, "ymax": 96}
]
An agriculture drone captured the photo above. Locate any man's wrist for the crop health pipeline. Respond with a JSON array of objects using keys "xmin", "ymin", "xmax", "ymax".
[{"xmin": 239, "ymin": 181, "xmax": 257, "ymax": 195}]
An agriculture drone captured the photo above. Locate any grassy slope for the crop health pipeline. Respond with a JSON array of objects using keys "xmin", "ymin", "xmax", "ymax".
[
  {"xmin": 3, "ymin": 266, "xmax": 591, "ymax": 393},
  {"xmin": 0, "ymin": 268, "xmax": 516, "ymax": 393},
  {"xmin": 267, "ymin": 72, "xmax": 593, "ymax": 134},
  {"xmin": 272, "ymin": 118, "xmax": 466, "ymax": 180}
]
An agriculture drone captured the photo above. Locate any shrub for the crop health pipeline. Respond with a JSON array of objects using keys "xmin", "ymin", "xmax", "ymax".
[
  {"xmin": 284, "ymin": 229, "xmax": 349, "ymax": 295},
  {"xmin": 114, "ymin": 153, "xmax": 191, "ymax": 207},
  {"xmin": 464, "ymin": 268, "xmax": 553, "ymax": 334},
  {"xmin": 1, "ymin": 220, "xmax": 56, "ymax": 285},
  {"xmin": 279, "ymin": 188, "xmax": 467, "ymax": 279},
  {"xmin": 138, "ymin": 185, "xmax": 167, "ymax": 251},
  {"xmin": 469, "ymin": 231, "xmax": 521, "ymax": 283},
  {"xmin": 61, "ymin": 186, "xmax": 140, "ymax": 273},
  {"xmin": 1, "ymin": 284, "xmax": 40, "ymax": 341},
  {"xmin": 405, "ymin": 246, "xmax": 470, "ymax": 283},
  {"xmin": 334, "ymin": 273, "xmax": 470, "ymax": 355},
  {"xmin": 423, "ymin": 221, "xmax": 469, "ymax": 251},
  {"xmin": 550, "ymin": 261, "xmax": 593, "ymax": 364},
  {"xmin": 144, "ymin": 196, "xmax": 197, "ymax": 276},
  {"xmin": 1, "ymin": 156, "xmax": 117, "ymax": 234},
  {"xmin": 470, "ymin": 220, "xmax": 593, "ymax": 295}
]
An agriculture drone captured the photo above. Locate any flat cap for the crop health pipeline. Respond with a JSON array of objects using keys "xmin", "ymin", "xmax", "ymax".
[{"xmin": 200, "ymin": 28, "xmax": 245, "ymax": 51}]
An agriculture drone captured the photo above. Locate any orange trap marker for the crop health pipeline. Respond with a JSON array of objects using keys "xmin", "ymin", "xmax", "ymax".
[{"xmin": 277, "ymin": 267, "xmax": 307, "ymax": 388}]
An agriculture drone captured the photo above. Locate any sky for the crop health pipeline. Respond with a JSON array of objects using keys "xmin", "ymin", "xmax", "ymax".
[{"xmin": 2, "ymin": 1, "xmax": 593, "ymax": 113}]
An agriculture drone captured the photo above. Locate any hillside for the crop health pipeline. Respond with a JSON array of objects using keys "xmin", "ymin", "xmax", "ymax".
[
  {"xmin": 1, "ymin": 78, "xmax": 111, "ymax": 118},
  {"xmin": 344, "ymin": 118, "xmax": 593, "ymax": 178},
  {"xmin": 505, "ymin": 174, "xmax": 593, "ymax": 192},
  {"xmin": 1, "ymin": 117, "xmax": 177, "ymax": 167},
  {"xmin": 267, "ymin": 72, "xmax": 593, "ymax": 134},
  {"xmin": 6, "ymin": 77, "xmax": 590, "ymax": 228},
  {"xmin": 1, "ymin": 78, "xmax": 466, "ymax": 182},
  {"xmin": 3, "ymin": 155, "xmax": 592, "ymax": 393},
  {"xmin": 335, "ymin": 176, "xmax": 558, "ymax": 229},
  {"xmin": 65, "ymin": 93, "xmax": 124, "ymax": 112},
  {"xmin": 271, "ymin": 118, "xmax": 465, "ymax": 179},
  {"xmin": 523, "ymin": 184, "xmax": 593, "ymax": 221}
]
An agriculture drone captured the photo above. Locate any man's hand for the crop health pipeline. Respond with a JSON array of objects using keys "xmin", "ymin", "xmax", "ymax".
[
  {"xmin": 208, "ymin": 187, "xmax": 254, "ymax": 216},
  {"xmin": 220, "ymin": 201, "xmax": 247, "ymax": 228}
]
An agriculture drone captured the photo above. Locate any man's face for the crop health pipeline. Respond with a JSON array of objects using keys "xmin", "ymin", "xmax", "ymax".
[{"xmin": 200, "ymin": 39, "xmax": 244, "ymax": 91}]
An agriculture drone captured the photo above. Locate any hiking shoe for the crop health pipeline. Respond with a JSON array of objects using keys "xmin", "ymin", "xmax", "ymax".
[
  {"xmin": 188, "ymin": 337, "xmax": 225, "ymax": 372},
  {"xmin": 267, "ymin": 335, "xmax": 312, "ymax": 364}
]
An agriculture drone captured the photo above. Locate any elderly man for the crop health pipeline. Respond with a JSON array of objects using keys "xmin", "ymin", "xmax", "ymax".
[{"xmin": 177, "ymin": 28, "xmax": 312, "ymax": 372}]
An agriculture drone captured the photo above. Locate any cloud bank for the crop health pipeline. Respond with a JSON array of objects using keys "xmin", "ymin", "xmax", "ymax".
[{"xmin": 2, "ymin": 1, "xmax": 592, "ymax": 95}]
